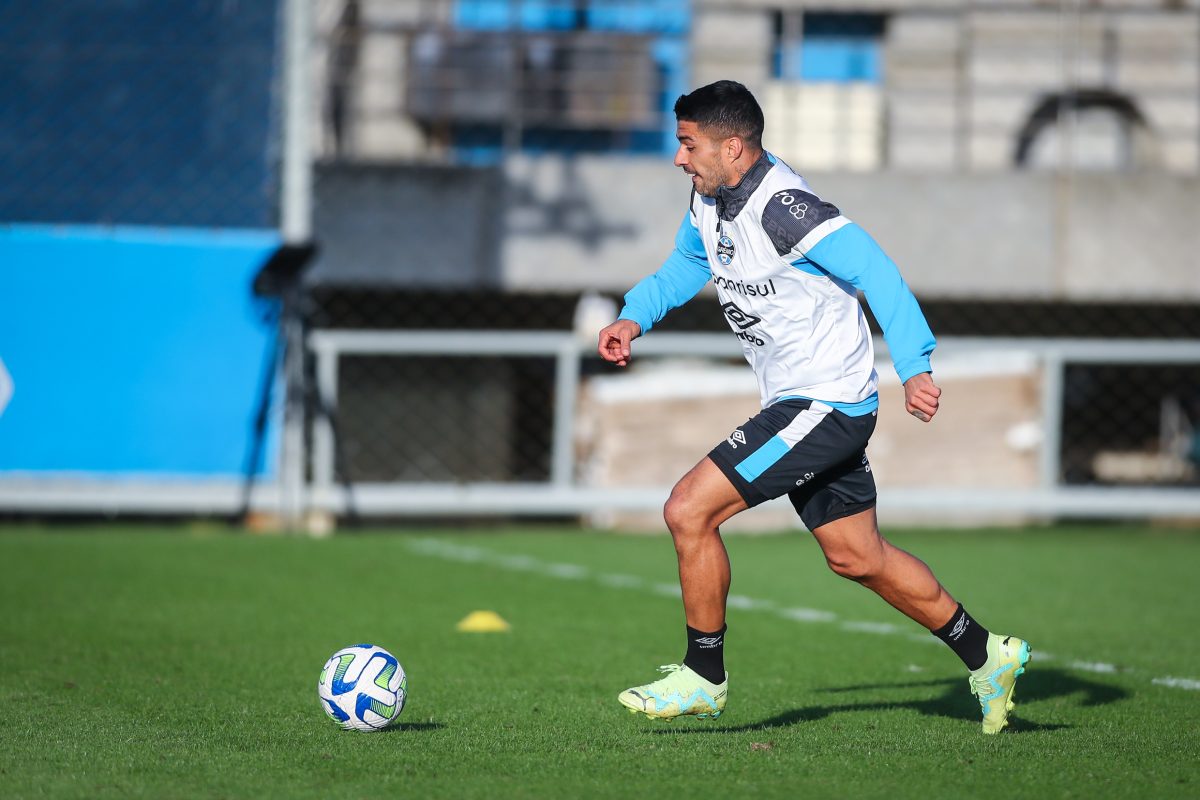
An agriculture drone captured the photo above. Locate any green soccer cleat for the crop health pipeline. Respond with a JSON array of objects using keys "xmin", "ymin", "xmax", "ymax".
[
  {"xmin": 617, "ymin": 664, "xmax": 727, "ymax": 720},
  {"xmin": 968, "ymin": 633, "xmax": 1032, "ymax": 734}
]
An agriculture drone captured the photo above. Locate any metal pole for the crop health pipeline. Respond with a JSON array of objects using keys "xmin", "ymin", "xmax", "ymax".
[
  {"xmin": 280, "ymin": 0, "xmax": 314, "ymax": 529},
  {"xmin": 312, "ymin": 343, "xmax": 338, "ymax": 492},
  {"xmin": 956, "ymin": 7, "xmax": 972, "ymax": 170},
  {"xmin": 1039, "ymin": 351, "xmax": 1065, "ymax": 490},
  {"xmin": 1052, "ymin": 0, "xmax": 1080, "ymax": 298},
  {"xmin": 551, "ymin": 341, "xmax": 581, "ymax": 487},
  {"xmin": 282, "ymin": 310, "xmax": 307, "ymax": 530},
  {"xmin": 281, "ymin": 0, "xmax": 314, "ymax": 243}
]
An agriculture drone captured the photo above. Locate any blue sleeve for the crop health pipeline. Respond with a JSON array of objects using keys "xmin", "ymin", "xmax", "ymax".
[
  {"xmin": 617, "ymin": 211, "xmax": 711, "ymax": 334},
  {"xmin": 804, "ymin": 222, "xmax": 936, "ymax": 383}
]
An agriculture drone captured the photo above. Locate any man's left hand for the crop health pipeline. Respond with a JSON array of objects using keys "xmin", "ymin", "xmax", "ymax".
[{"xmin": 903, "ymin": 372, "xmax": 941, "ymax": 423}]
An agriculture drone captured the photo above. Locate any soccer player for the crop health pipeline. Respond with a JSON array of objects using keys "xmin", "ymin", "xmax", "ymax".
[{"xmin": 598, "ymin": 81, "xmax": 1030, "ymax": 734}]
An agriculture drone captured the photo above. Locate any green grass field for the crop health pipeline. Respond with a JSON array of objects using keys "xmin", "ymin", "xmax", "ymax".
[{"xmin": 2, "ymin": 523, "xmax": 1198, "ymax": 798}]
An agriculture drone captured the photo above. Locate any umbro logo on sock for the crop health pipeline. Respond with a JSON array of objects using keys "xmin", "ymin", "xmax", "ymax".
[
  {"xmin": 949, "ymin": 614, "xmax": 969, "ymax": 641},
  {"xmin": 694, "ymin": 636, "xmax": 723, "ymax": 647}
]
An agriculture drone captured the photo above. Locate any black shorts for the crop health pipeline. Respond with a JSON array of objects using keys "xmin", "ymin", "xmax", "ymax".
[{"xmin": 708, "ymin": 399, "xmax": 877, "ymax": 531}]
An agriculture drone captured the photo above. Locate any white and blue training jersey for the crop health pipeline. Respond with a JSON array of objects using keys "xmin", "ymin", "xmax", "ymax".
[{"xmin": 618, "ymin": 152, "xmax": 935, "ymax": 413}]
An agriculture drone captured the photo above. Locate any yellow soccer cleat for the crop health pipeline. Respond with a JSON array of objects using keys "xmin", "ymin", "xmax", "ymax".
[
  {"xmin": 618, "ymin": 664, "xmax": 727, "ymax": 720},
  {"xmin": 969, "ymin": 633, "xmax": 1032, "ymax": 734}
]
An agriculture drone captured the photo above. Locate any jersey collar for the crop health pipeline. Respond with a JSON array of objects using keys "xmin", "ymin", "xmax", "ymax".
[{"xmin": 714, "ymin": 151, "xmax": 773, "ymax": 222}]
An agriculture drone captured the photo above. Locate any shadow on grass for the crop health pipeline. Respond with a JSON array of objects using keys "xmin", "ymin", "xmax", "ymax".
[
  {"xmin": 379, "ymin": 721, "xmax": 445, "ymax": 733},
  {"xmin": 650, "ymin": 667, "xmax": 1127, "ymax": 735}
]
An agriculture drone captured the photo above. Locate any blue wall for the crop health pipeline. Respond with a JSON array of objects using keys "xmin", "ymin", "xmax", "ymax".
[{"xmin": 0, "ymin": 226, "xmax": 281, "ymax": 477}]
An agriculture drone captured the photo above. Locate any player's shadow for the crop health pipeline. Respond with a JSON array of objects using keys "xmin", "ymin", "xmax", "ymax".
[
  {"xmin": 650, "ymin": 667, "xmax": 1127, "ymax": 735},
  {"xmin": 378, "ymin": 721, "xmax": 445, "ymax": 733}
]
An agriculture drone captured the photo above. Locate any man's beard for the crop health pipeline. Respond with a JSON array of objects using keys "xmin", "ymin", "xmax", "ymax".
[{"xmin": 693, "ymin": 172, "xmax": 726, "ymax": 197}]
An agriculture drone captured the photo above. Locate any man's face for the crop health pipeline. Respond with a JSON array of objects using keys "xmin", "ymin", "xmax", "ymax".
[{"xmin": 674, "ymin": 120, "xmax": 730, "ymax": 197}]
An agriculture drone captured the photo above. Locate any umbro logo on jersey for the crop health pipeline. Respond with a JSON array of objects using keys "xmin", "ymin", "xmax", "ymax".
[
  {"xmin": 727, "ymin": 429, "xmax": 747, "ymax": 449},
  {"xmin": 721, "ymin": 301, "xmax": 761, "ymax": 330},
  {"xmin": 723, "ymin": 302, "xmax": 767, "ymax": 346}
]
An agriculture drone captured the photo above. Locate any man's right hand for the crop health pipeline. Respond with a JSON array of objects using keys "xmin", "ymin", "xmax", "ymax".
[{"xmin": 597, "ymin": 319, "xmax": 642, "ymax": 367}]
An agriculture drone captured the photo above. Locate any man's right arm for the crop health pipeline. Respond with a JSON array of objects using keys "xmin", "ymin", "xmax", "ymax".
[
  {"xmin": 598, "ymin": 209, "xmax": 710, "ymax": 366},
  {"xmin": 615, "ymin": 209, "xmax": 712, "ymax": 335}
]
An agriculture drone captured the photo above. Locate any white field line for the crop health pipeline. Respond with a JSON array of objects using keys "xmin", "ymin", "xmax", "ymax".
[
  {"xmin": 404, "ymin": 537, "xmax": 1199, "ymax": 692},
  {"xmin": 1152, "ymin": 677, "xmax": 1200, "ymax": 690}
]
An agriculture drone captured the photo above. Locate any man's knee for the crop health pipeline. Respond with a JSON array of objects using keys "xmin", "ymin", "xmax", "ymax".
[
  {"xmin": 663, "ymin": 488, "xmax": 699, "ymax": 536},
  {"xmin": 663, "ymin": 479, "xmax": 721, "ymax": 540},
  {"xmin": 813, "ymin": 511, "xmax": 886, "ymax": 582},
  {"xmin": 662, "ymin": 458, "xmax": 746, "ymax": 540},
  {"xmin": 824, "ymin": 547, "xmax": 884, "ymax": 582}
]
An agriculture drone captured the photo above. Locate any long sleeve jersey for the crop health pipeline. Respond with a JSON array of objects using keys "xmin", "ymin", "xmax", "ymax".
[{"xmin": 617, "ymin": 152, "xmax": 935, "ymax": 413}]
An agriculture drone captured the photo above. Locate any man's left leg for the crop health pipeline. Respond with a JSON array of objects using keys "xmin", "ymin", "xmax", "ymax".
[
  {"xmin": 809, "ymin": 507, "xmax": 1031, "ymax": 734},
  {"xmin": 809, "ymin": 506, "xmax": 956, "ymax": 630}
]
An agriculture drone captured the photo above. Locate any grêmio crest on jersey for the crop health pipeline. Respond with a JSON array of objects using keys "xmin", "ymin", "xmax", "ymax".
[{"xmin": 716, "ymin": 234, "xmax": 736, "ymax": 265}]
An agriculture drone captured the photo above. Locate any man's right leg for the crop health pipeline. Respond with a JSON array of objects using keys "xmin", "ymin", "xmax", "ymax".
[
  {"xmin": 617, "ymin": 457, "xmax": 746, "ymax": 720},
  {"xmin": 620, "ymin": 399, "xmax": 850, "ymax": 720},
  {"xmin": 663, "ymin": 456, "xmax": 748, "ymax": 633}
]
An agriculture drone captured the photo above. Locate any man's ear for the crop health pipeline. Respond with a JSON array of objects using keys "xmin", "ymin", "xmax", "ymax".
[{"xmin": 725, "ymin": 136, "xmax": 744, "ymax": 162}]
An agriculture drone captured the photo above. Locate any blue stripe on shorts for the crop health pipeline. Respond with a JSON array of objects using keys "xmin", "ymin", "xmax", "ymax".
[{"xmin": 734, "ymin": 435, "xmax": 791, "ymax": 483}]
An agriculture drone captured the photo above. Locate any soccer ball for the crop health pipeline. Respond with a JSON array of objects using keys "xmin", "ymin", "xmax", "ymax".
[{"xmin": 318, "ymin": 644, "xmax": 407, "ymax": 731}]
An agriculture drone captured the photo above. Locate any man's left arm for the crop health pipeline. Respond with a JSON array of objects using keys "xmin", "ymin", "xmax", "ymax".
[
  {"xmin": 760, "ymin": 188, "xmax": 941, "ymax": 421},
  {"xmin": 804, "ymin": 222, "xmax": 941, "ymax": 422}
]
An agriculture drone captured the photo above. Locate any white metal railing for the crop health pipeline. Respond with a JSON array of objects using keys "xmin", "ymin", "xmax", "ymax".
[
  {"xmin": 0, "ymin": 331, "xmax": 1195, "ymax": 521},
  {"xmin": 305, "ymin": 330, "xmax": 1200, "ymax": 521}
]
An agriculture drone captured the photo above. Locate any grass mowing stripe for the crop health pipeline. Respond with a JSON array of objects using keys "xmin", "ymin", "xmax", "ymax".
[{"xmin": 405, "ymin": 536, "xmax": 1200, "ymax": 692}]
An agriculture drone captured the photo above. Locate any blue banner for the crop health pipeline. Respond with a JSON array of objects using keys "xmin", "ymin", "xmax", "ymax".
[{"xmin": 0, "ymin": 225, "xmax": 281, "ymax": 477}]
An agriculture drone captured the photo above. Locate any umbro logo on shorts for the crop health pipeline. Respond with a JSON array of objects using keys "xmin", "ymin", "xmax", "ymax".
[{"xmin": 727, "ymin": 429, "xmax": 747, "ymax": 449}]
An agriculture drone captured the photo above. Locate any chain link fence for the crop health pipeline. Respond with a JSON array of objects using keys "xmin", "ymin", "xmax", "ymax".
[
  {"xmin": 298, "ymin": 0, "xmax": 1199, "ymax": 520},
  {"xmin": 0, "ymin": 1, "xmax": 282, "ymax": 228}
]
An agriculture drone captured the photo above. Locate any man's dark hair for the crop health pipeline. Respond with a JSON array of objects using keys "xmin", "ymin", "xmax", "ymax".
[{"xmin": 673, "ymin": 80, "xmax": 764, "ymax": 149}]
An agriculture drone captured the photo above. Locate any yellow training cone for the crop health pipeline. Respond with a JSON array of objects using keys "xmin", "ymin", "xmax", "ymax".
[{"xmin": 456, "ymin": 610, "xmax": 511, "ymax": 633}]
